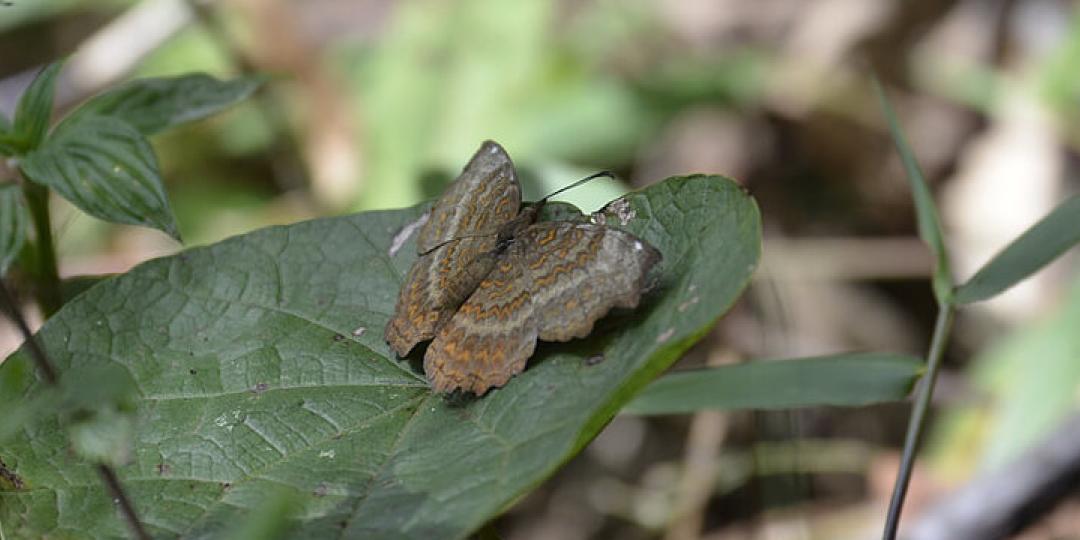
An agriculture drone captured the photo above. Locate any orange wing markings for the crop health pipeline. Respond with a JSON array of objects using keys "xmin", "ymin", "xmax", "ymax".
[
  {"xmin": 521, "ymin": 222, "xmax": 660, "ymax": 344},
  {"xmin": 424, "ymin": 241, "xmax": 538, "ymax": 395}
]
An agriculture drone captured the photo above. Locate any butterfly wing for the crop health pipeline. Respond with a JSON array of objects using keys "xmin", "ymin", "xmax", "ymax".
[
  {"xmin": 520, "ymin": 222, "xmax": 660, "ymax": 342},
  {"xmin": 424, "ymin": 221, "xmax": 660, "ymax": 394},
  {"xmin": 384, "ymin": 141, "xmax": 521, "ymax": 356},
  {"xmin": 424, "ymin": 244, "xmax": 537, "ymax": 394}
]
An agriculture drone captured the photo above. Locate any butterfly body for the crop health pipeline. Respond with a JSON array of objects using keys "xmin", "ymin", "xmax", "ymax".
[{"xmin": 385, "ymin": 141, "xmax": 659, "ymax": 395}]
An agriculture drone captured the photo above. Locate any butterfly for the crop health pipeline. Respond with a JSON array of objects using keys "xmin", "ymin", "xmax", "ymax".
[{"xmin": 384, "ymin": 141, "xmax": 660, "ymax": 395}]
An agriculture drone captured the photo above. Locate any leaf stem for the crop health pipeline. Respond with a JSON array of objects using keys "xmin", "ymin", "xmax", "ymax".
[
  {"xmin": 22, "ymin": 181, "xmax": 61, "ymax": 317},
  {"xmin": 882, "ymin": 305, "xmax": 955, "ymax": 539},
  {"xmin": 0, "ymin": 281, "xmax": 149, "ymax": 540}
]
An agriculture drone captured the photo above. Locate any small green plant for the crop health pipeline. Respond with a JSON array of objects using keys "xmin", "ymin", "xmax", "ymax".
[
  {"xmin": 0, "ymin": 61, "xmax": 260, "ymax": 315},
  {"xmin": 0, "ymin": 61, "xmax": 260, "ymax": 539},
  {"xmin": 874, "ymin": 78, "xmax": 1080, "ymax": 539}
]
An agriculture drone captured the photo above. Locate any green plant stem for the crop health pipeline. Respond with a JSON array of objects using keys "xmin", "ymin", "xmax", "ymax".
[
  {"xmin": 883, "ymin": 305, "xmax": 955, "ymax": 539},
  {"xmin": 22, "ymin": 181, "xmax": 61, "ymax": 317}
]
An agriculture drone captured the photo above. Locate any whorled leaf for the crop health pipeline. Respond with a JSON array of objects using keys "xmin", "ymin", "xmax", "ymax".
[
  {"xmin": 63, "ymin": 74, "xmax": 263, "ymax": 136},
  {"xmin": 0, "ymin": 183, "xmax": 30, "ymax": 273},
  {"xmin": 0, "ymin": 109, "xmax": 16, "ymax": 156},
  {"xmin": 12, "ymin": 61, "xmax": 63, "ymax": 152},
  {"xmin": 19, "ymin": 115, "xmax": 180, "ymax": 240},
  {"xmin": 0, "ymin": 175, "xmax": 760, "ymax": 539}
]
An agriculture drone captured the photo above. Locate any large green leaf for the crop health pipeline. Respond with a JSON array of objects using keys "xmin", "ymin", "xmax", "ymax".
[
  {"xmin": 623, "ymin": 352, "xmax": 924, "ymax": 415},
  {"xmin": 19, "ymin": 114, "xmax": 181, "ymax": 240},
  {"xmin": 12, "ymin": 61, "xmax": 63, "ymax": 152},
  {"xmin": 0, "ymin": 175, "xmax": 760, "ymax": 539},
  {"xmin": 63, "ymin": 74, "xmax": 263, "ymax": 136},
  {"xmin": 0, "ymin": 183, "xmax": 30, "ymax": 273},
  {"xmin": 954, "ymin": 195, "xmax": 1080, "ymax": 304}
]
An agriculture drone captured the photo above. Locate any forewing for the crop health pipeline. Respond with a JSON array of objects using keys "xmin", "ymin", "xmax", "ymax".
[
  {"xmin": 385, "ymin": 141, "xmax": 521, "ymax": 356},
  {"xmin": 520, "ymin": 222, "xmax": 660, "ymax": 342},
  {"xmin": 424, "ymin": 244, "xmax": 538, "ymax": 395},
  {"xmin": 418, "ymin": 140, "xmax": 521, "ymax": 251}
]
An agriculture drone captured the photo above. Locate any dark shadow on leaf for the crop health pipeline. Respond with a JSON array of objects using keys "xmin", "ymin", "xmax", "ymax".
[
  {"xmin": 443, "ymin": 391, "xmax": 481, "ymax": 408},
  {"xmin": 401, "ymin": 341, "xmax": 429, "ymax": 378}
]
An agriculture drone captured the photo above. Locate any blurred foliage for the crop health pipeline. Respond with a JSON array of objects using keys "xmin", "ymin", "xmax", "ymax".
[
  {"xmin": 111, "ymin": 0, "xmax": 766, "ymax": 241},
  {"xmin": 929, "ymin": 270, "xmax": 1080, "ymax": 479},
  {"xmin": 2, "ymin": 0, "xmax": 1080, "ymax": 537},
  {"xmin": 340, "ymin": 0, "xmax": 659, "ymax": 210}
]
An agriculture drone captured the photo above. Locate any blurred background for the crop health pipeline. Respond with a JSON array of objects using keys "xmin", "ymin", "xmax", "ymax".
[{"xmin": 2, "ymin": 0, "xmax": 1080, "ymax": 538}]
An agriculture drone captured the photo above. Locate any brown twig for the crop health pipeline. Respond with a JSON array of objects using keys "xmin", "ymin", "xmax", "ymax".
[
  {"xmin": 97, "ymin": 464, "xmax": 151, "ymax": 540},
  {"xmin": 0, "ymin": 280, "xmax": 56, "ymax": 384}
]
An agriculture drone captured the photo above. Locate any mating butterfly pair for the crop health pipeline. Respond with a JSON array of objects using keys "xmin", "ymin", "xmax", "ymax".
[{"xmin": 385, "ymin": 141, "xmax": 660, "ymax": 395}]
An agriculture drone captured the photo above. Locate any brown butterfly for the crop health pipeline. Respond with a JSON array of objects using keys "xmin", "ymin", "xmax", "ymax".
[{"xmin": 384, "ymin": 141, "xmax": 660, "ymax": 395}]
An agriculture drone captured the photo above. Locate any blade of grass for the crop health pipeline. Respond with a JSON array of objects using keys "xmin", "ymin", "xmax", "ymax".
[
  {"xmin": 623, "ymin": 353, "xmax": 923, "ymax": 415},
  {"xmin": 954, "ymin": 195, "xmax": 1080, "ymax": 304},
  {"xmin": 13, "ymin": 61, "xmax": 63, "ymax": 152},
  {"xmin": 873, "ymin": 77, "xmax": 954, "ymax": 305}
]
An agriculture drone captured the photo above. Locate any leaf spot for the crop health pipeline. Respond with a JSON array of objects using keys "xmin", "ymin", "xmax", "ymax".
[
  {"xmin": 319, "ymin": 450, "xmax": 336, "ymax": 459},
  {"xmin": 389, "ymin": 212, "xmax": 430, "ymax": 257},
  {"xmin": 678, "ymin": 296, "xmax": 699, "ymax": 312},
  {"xmin": 0, "ymin": 457, "xmax": 24, "ymax": 490},
  {"xmin": 657, "ymin": 328, "xmax": 675, "ymax": 343},
  {"xmin": 352, "ymin": 326, "xmax": 366, "ymax": 337}
]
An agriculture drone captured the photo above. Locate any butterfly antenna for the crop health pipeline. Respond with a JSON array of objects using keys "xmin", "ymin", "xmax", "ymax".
[
  {"xmin": 539, "ymin": 171, "xmax": 615, "ymax": 202},
  {"xmin": 419, "ymin": 232, "xmax": 497, "ymax": 256}
]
